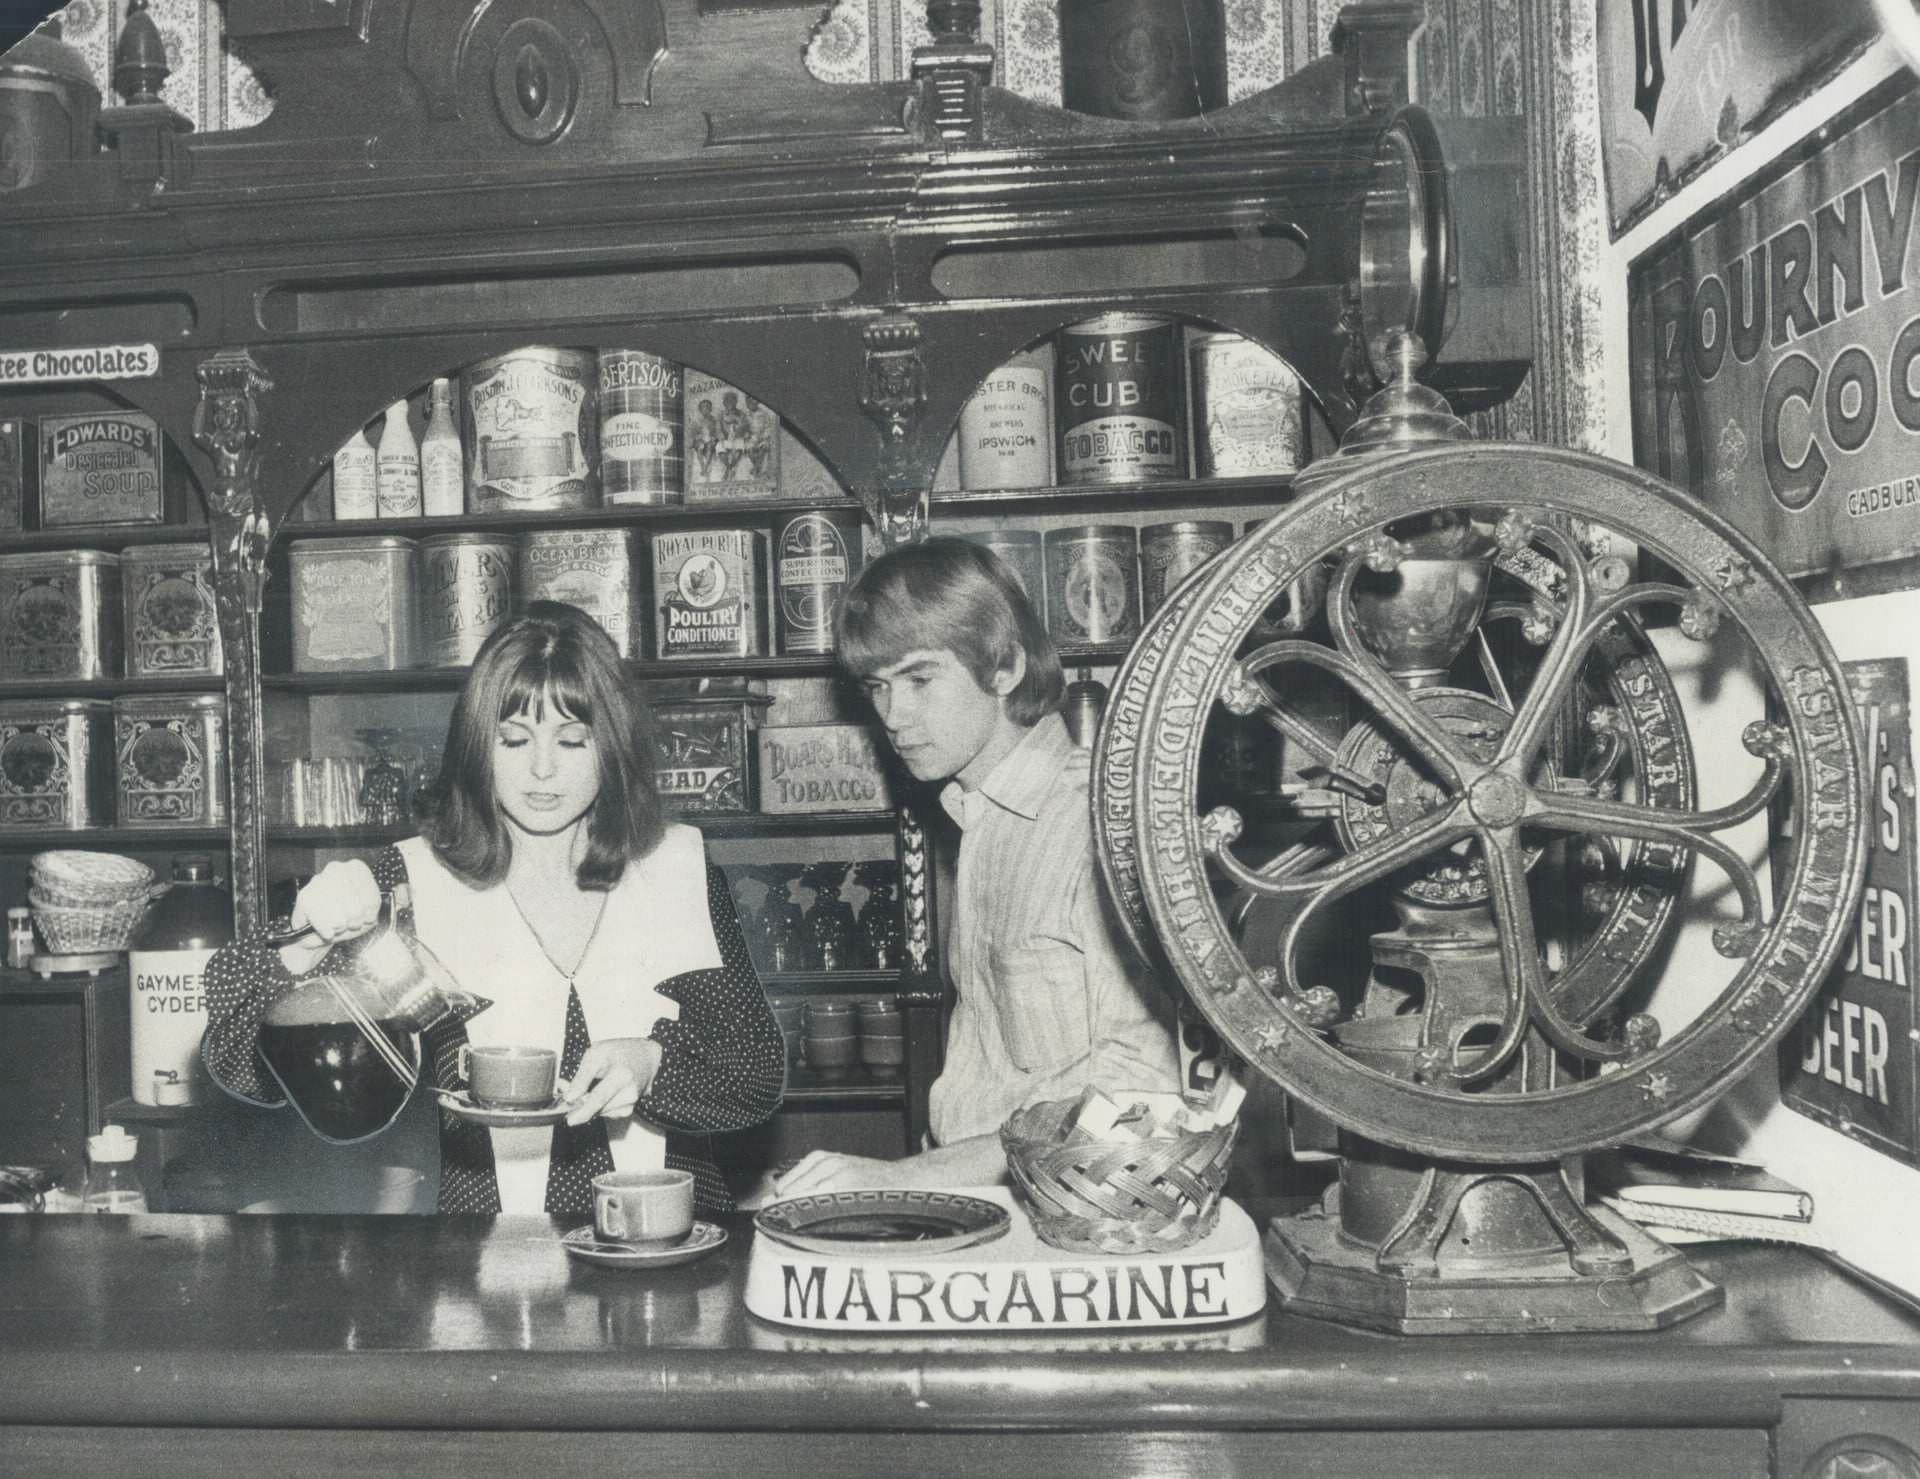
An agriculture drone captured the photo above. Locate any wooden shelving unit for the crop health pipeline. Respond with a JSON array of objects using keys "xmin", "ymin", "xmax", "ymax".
[{"xmin": 0, "ymin": 675, "xmax": 225, "ymax": 700}]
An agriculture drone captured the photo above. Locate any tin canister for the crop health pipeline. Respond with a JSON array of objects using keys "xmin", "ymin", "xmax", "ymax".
[
  {"xmin": 1043, "ymin": 525, "xmax": 1139, "ymax": 645},
  {"xmin": 652, "ymin": 529, "xmax": 765, "ymax": 660},
  {"xmin": 462, "ymin": 347, "xmax": 599, "ymax": 512},
  {"xmin": 38, "ymin": 410, "xmax": 164, "ymax": 527},
  {"xmin": 1056, "ymin": 313, "xmax": 1183, "ymax": 485},
  {"xmin": 113, "ymin": 693, "xmax": 228, "ymax": 827},
  {"xmin": 1190, "ymin": 330, "xmax": 1305, "ymax": 478},
  {"xmin": 288, "ymin": 536, "xmax": 421, "ymax": 673},
  {"xmin": 0, "ymin": 549, "xmax": 122, "ymax": 681},
  {"xmin": 421, "ymin": 534, "xmax": 516, "ymax": 667},
  {"xmin": 684, "ymin": 371, "xmax": 780, "ymax": 499},
  {"xmin": 0, "ymin": 417, "xmax": 31, "ymax": 533},
  {"xmin": 0, "ymin": 698, "xmax": 112, "ymax": 829},
  {"xmin": 518, "ymin": 528, "xmax": 643, "ymax": 658},
  {"xmin": 958, "ymin": 345, "xmax": 1054, "ymax": 491},
  {"xmin": 598, "ymin": 349, "xmax": 684, "ymax": 505},
  {"xmin": 774, "ymin": 510, "xmax": 865, "ymax": 655},
  {"xmin": 961, "ymin": 529, "xmax": 1045, "ymax": 621},
  {"xmin": 649, "ymin": 679, "xmax": 770, "ymax": 814},
  {"xmin": 122, "ymin": 543, "xmax": 223, "ymax": 678},
  {"xmin": 1141, "ymin": 520, "xmax": 1234, "ymax": 617}
]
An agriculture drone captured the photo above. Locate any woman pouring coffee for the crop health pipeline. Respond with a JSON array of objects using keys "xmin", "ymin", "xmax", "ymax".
[{"xmin": 202, "ymin": 602, "xmax": 785, "ymax": 1215}]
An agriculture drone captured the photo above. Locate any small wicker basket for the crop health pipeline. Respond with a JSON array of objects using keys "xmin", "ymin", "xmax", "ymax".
[
  {"xmin": 1001, "ymin": 1097, "xmax": 1238, "ymax": 1256},
  {"xmin": 28, "ymin": 890, "xmax": 155, "ymax": 954},
  {"xmin": 31, "ymin": 850, "xmax": 154, "ymax": 893}
]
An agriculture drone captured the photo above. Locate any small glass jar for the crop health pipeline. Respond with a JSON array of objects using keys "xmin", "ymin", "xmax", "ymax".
[
  {"xmin": 6, "ymin": 906, "xmax": 32, "ymax": 970},
  {"xmin": 82, "ymin": 1125, "xmax": 147, "ymax": 1213}
]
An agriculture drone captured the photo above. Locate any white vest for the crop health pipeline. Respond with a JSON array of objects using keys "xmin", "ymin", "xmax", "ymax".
[{"xmin": 398, "ymin": 827, "xmax": 720, "ymax": 1212}]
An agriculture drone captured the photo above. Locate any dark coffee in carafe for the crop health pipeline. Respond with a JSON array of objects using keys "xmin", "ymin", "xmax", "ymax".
[{"xmin": 260, "ymin": 986, "xmax": 417, "ymax": 1143}]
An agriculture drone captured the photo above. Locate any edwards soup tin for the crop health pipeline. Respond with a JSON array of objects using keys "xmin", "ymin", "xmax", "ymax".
[
  {"xmin": 0, "ymin": 549, "xmax": 122, "ymax": 682},
  {"xmin": 114, "ymin": 693, "xmax": 228, "ymax": 827},
  {"xmin": 122, "ymin": 543, "xmax": 222, "ymax": 678}
]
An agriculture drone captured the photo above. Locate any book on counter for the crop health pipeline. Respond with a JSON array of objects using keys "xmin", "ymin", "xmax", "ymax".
[
  {"xmin": 1596, "ymin": 1198, "xmax": 1835, "ymax": 1250},
  {"xmin": 1587, "ymin": 1139, "xmax": 1815, "ymax": 1222}
]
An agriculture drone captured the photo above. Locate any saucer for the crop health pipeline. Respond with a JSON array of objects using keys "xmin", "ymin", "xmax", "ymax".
[
  {"xmin": 433, "ymin": 1087, "xmax": 569, "ymax": 1128},
  {"xmin": 561, "ymin": 1221, "xmax": 728, "ymax": 1270}
]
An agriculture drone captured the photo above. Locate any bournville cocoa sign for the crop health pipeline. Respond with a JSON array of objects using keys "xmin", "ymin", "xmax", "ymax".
[{"xmin": 1629, "ymin": 74, "xmax": 1920, "ymax": 586}]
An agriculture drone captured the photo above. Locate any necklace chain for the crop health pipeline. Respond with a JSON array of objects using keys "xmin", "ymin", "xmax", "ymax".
[{"xmin": 504, "ymin": 884, "xmax": 609, "ymax": 982}]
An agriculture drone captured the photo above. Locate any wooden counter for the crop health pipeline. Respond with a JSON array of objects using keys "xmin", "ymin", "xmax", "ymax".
[{"xmin": 2, "ymin": 1210, "xmax": 1918, "ymax": 1478}]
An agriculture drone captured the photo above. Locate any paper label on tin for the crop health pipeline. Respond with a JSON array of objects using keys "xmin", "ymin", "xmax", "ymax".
[
  {"xmin": 1057, "ymin": 320, "xmax": 1181, "ymax": 484},
  {"xmin": 128, "ymin": 566, "xmax": 221, "ymax": 675},
  {"xmin": 653, "ymin": 530, "xmax": 761, "ymax": 659},
  {"xmin": 775, "ymin": 514, "xmax": 859, "ymax": 653},
  {"xmin": 39, "ymin": 412, "xmax": 163, "ymax": 526},
  {"xmin": 685, "ymin": 371, "xmax": 779, "ymax": 497},
  {"xmin": 298, "ymin": 557, "xmax": 395, "ymax": 664},
  {"xmin": 656, "ymin": 701, "xmax": 751, "ymax": 812},
  {"xmin": 1192, "ymin": 335, "xmax": 1303, "ymax": 478},
  {"xmin": 1061, "ymin": 548, "xmax": 1134, "ymax": 639},
  {"xmin": 467, "ymin": 356, "xmax": 594, "ymax": 506}
]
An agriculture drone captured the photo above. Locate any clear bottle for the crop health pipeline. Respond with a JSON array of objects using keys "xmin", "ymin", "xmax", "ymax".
[
  {"xmin": 419, "ymin": 377, "xmax": 465, "ymax": 516},
  {"xmin": 332, "ymin": 424, "xmax": 378, "ymax": 520},
  {"xmin": 82, "ymin": 1125, "xmax": 148, "ymax": 1214},
  {"xmin": 375, "ymin": 398, "xmax": 422, "ymax": 517}
]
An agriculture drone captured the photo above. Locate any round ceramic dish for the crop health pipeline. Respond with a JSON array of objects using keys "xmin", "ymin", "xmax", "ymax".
[{"xmin": 754, "ymin": 1189, "xmax": 1010, "ymax": 1257}]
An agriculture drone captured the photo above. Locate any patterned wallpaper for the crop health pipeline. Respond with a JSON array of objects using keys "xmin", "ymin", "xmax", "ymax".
[{"xmin": 29, "ymin": 0, "xmax": 1607, "ymax": 450}]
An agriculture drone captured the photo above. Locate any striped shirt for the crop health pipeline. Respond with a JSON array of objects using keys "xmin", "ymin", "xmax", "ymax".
[{"xmin": 928, "ymin": 712, "xmax": 1181, "ymax": 1144}]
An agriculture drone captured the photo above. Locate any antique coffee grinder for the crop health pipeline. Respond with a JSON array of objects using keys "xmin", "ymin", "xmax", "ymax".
[{"xmin": 1093, "ymin": 335, "xmax": 1867, "ymax": 1333}]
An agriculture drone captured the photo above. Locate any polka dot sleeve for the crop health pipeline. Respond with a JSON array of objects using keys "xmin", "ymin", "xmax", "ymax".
[
  {"xmin": 639, "ymin": 861, "xmax": 786, "ymax": 1136},
  {"xmin": 201, "ymin": 845, "xmax": 416, "ymax": 1108}
]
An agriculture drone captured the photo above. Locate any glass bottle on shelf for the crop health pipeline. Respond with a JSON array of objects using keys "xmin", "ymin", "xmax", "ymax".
[
  {"xmin": 357, "ymin": 727, "xmax": 410, "ymax": 829},
  {"xmin": 762, "ymin": 880, "xmax": 806, "ymax": 973},
  {"xmin": 375, "ymin": 398, "xmax": 421, "ymax": 517},
  {"xmin": 420, "ymin": 377, "xmax": 464, "ymax": 517},
  {"xmin": 82, "ymin": 1126, "xmax": 147, "ymax": 1214},
  {"xmin": 806, "ymin": 863, "xmax": 856, "ymax": 974},
  {"xmin": 332, "ymin": 424, "xmax": 378, "ymax": 520},
  {"xmin": 854, "ymin": 862, "xmax": 900, "ymax": 971}
]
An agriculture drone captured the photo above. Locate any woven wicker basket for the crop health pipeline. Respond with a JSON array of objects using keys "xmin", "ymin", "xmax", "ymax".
[
  {"xmin": 31, "ymin": 850, "xmax": 154, "ymax": 893},
  {"xmin": 28, "ymin": 890, "xmax": 155, "ymax": 954},
  {"xmin": 28, "ymin": 873, "xmax": 163, "ymax": 910},
  {"xmin": 1001, "ymin": 1097, "xmax": 1238, "ymax": 1256}
]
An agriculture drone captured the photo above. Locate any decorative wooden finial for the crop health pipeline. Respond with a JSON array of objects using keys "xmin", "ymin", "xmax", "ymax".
[{"xmin": 113, "ymin": 0, "xmax": 171, "ymax": 108}]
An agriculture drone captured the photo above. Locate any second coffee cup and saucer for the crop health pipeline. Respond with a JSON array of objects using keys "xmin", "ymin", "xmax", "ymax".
[
  {"xmin": 562, "ymin": 1169, "xmax": 728, "ymax": 1271},
  {"xmin": 435, "ymin": 1044, "xmax": 569, "ymax": 1127}
]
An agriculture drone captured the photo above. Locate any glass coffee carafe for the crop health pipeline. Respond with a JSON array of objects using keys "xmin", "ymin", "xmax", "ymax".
[{"xmin": 260, "ymin": 906, "xmax": 483, "ymax": 1143}]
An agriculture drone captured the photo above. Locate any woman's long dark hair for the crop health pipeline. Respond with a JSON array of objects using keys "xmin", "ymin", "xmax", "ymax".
[{"xmin": 419, "ymin": 601, "xmax": 666, "ymax": 891}]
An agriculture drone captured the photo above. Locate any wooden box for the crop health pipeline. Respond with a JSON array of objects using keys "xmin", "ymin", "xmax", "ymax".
[{"xmin": 755, "ymin": 723, "xmax": 892, "ymax": 815}]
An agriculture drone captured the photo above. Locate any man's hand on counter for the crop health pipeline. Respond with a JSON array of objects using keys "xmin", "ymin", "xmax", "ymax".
[{"xmin": 769, "ymin": 1134, "xmax": 1008, "ymax": 1198}]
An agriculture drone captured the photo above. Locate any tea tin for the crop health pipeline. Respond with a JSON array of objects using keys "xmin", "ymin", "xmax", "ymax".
[
  {"xmin": 121, "ymin": 542, "xmax": 222, "ymax": 677},
  {"xmin": 773, "ymin": 509, "xmax": 865, "ymax": 655},
  {"xmin": 113, "ymin": 693, "xmax": 228, "ymax": 827},
  {"xmin": 961, "ymin": 529, "xmax": 1045, "ymax": 621},
  {"xmin": 420, "ymin": 533, "xmax": 516, "ymax": 667},
  {"xmin": 1043, "ymin": 525, "xmax": 1139, "ymax": 645},
  {"xmin": 1189, "ymin": 329, "xmax": 1305, "ymax": 478},
  {"xmin": 0, "ymin": 417, "xmax": 31, "ymax": 533},
  {"xmin": 1056, "ymin": 312, "xmax": 1183, "ymax": 486},
  {"xmin": 38, "ymin": 410, "xmax": 164, "ymax": 526},
  {"xmin": 598, "ymin": 349, "xmax": 684, "ymax": 505},
  {"xmin": 1140, "ymin": 520, "xmax": 1234, "ymax": 617},
  {"xmin": 651, "ymin": 528, "xmax": 765, "ymax": 660},
  {"xmin": 287, "ymin": 536, "xmax": 421, "ymax": 673},
  {"xmin": 0, "ymin": 549, "xmax": 123, "ymax": 681},
  {"xmin": 957, "ymin": 344, "xmax": 1054, "ymax": 491},
  {"xmin": 0, "ymin": 698, "xmax": 112, "ymax": 829},
  {"xmin": 518, "ymin": 528, "xmax": 643, "ymax": 658},
  {"xmin": 684, "ymin": 371, "xmax": 780, "ymax": 500},
  {"xmin": 461, "ymin": 347, "xmax": 599, "ymax": 513}
]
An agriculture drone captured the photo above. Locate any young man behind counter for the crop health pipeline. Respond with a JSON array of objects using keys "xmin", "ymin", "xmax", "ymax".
[{"xmin": 772, "ymin": 537, "xmax": 1181, "ymax": 1196}]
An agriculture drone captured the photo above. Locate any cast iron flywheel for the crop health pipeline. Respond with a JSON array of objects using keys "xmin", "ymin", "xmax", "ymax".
[{"xmin": 1093, "ymin": 443, "xmax": 1868, "ymax": 1163}]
